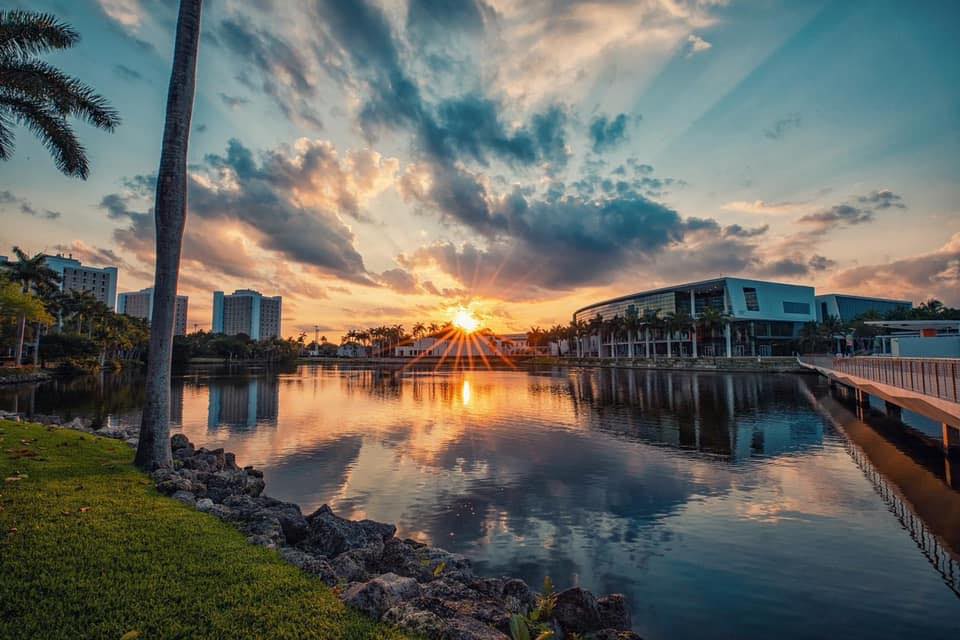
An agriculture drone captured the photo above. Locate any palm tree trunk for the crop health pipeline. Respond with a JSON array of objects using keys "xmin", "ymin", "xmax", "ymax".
[
  {"xmin": 692, "ymin": 325, "xmax": 698, "ymax": 359},
  {"xmin": 136, "ymin": 0, "xmax": 203, "ymax": 471},
  {"xmin": 13, "ymin": 315, "xmax": 26, "ymax": 367},
  {"xmin": 32, "ymin": 322, "xmax": 42, "ymax": 366}
]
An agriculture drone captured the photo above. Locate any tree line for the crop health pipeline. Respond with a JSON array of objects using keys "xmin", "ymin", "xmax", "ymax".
[{"xmin": 1, "ymin": 246, "xmax": 149, "ymax": 371}]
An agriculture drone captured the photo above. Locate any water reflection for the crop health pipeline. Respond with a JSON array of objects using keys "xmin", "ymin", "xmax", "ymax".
[
  {"xmin": 1, "ymin": 365, "xmax": 958, "ymax": 639},
  {"xmin": 207, "ymin": 378, "xmax": 279, "ymax": 432}
]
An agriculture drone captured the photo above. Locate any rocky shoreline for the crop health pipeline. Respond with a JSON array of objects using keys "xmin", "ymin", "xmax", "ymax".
[
  {"xmin": 0, "ymin": 411, "xmax": 640, "ymax": 640},
  {"xmin": 0, "ymin": 369, "xmax": 53, "ymax": 386}
]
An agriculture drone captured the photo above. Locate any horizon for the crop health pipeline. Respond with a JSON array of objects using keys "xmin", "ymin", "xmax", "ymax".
[{"xmin": 3, "ymin": 0, "xmax": 959, "ymax": 339}]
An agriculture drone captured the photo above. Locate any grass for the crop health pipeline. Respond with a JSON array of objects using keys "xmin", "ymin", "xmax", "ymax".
[{"xmin": 0, "ymin": 420, "xmax": 414, "ymax": 640}]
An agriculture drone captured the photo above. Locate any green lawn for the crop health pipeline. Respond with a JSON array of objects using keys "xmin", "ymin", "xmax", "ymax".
[{"xmin": 0, "ymin": 420, "xmax": 413, "ymax": 640}]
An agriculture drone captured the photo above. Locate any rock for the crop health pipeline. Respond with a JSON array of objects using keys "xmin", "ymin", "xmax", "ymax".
[
  {"xmin": 205, "ymin": 469, "xmax": 264, "ymax": 502},
  {"xmin": 383, "ymin": 602, "xmax": 451, "ymax": 638},
  {"xmin": 208, "ymin": 504, "xmax": 234, "ymax": 520},
  {"xmin": 125, "ymin": 437, "xmax": 138, "ymax": 447},
  {"xmin": 445, "ymin": 615, "xmax": 510, "ymax": 640},
  {"xmin": 156, "ymin": 477, "xmax": 196, "ymax": 496},
  {"xmin": 341, "ymin": 573, "xmax": 422, "ymax": 620},
  {"xmin": 171, "ymin": 490, "xmax": 196, "ymax": 506},
  {"xmin": 170, "ymin": 433, "xmax": 191, "ymax": 451},
  {"xmin": 587, "ymin": 631, "xmax": 643, "ymax": 640},
  {"xmin": 379, "ymin": 537, "xmax": 474, "ymax": 583},
  {"xmin": 64, "ymin": 417, "xmax": 88, "ymax": 430},
  {"xmin": 195, "ymin": 498, "xmax": 214, "ymax": 513},
  {"xmin": 501, "ymin": 579, "xmax": 535, "ymax": 615},
  {"xmin": 279, "ymin": 548, "xmax": 339, "ymax": 586},
  {"xmin": 301, "ymin": 504, "xmax": 395, "ymax": 558},
  {"xmin": 331, "ymin": 548, "xmax": 377, "ymax": 583},
  {"xmin": 553, "ymin": 587, "xmax": 601, "ymax": 634},
  {"xmin": 597, "ymin": 594, "xmax": 630, "ymax": 630}
]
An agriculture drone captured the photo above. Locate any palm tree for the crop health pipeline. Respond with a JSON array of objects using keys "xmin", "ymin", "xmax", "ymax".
[
  {"xmin": 696, "ymin": 307, "xmax": 732, "ymax": 357},
  {"xmin": 3, "ymin": 246, "xmax": 60, "ymax": 366},
  {"xmin": 665, "ymin": 310, "xmax": 694, "ymax": 358},
  {"xmin": 412, "ymin": 322, "xmax": 426, "ymax": 340},
  {"xmin": 135, "ymin": 0, "xmax": 203, "ymax": 471},
  {"xmin": 641, "ymin": 309, "xmax": 660, "ymax": 358},
  {"xmin": 0, "ymin": 10, "xmax": 119, "ymax": 178},
  {"xmin": 624, "ymin": 306, "xmax": 640, "ymax": 359}
]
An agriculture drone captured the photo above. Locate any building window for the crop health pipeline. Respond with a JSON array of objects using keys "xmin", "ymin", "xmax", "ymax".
[
  {"xmin": 783, "ymin": 301, "xmax": 810, "ymax": 315},
  {"xmin": 743, "ymin": 287, "xmax": 759, "ymax": 312}
]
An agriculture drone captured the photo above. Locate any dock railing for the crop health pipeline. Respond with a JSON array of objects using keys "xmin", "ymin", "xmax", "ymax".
[{"xmin": 799, "ymin": 355, "xmax": 960, "ymax": 404}]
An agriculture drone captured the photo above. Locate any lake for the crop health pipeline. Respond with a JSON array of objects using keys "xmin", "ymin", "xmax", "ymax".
[{"xmin": 3, "ymin": 364, "xmax": 959, "ymax": 639}]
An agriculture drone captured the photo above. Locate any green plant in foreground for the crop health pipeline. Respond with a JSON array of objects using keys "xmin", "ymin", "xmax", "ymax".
[{"xmin": 509, "ymin": 576, "xmax": 557, "ymax": 640}]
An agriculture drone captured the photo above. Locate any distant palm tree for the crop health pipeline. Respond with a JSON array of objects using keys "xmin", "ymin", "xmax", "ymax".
[
  {"xmin": 136, "ymin": 0, "xmax": 203, "ymax": 471},
  {"xmin": 0, "ymin": 10, "xmax": 120, "ymax": 177},
  {"xmin": 3, "ymin": 246, "xmax": 59, "ymax": 366}
]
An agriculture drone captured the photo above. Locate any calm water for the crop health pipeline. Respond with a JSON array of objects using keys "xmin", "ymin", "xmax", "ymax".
[{"xmin": 4, "ymin": 364, "xmax": 960, "ymax": 639}]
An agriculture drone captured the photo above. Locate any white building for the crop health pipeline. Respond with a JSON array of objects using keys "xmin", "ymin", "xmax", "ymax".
[
  {"xmin": 42, "ymin": 253, "xmax": 119, "ymax": 309},
  {"xmin": 117, "ymin": 287, "xmax": 189, "ymax": 336},
  {"xmin": 212, "ymin": 289, "xmax": 282, "ymax": 340},
  {"xmin": 337, "ymin": 342, "xmax": 369, "ymax": 358}
]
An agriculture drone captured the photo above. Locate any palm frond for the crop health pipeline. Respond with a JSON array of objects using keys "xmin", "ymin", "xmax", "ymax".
[
  {"xmin": 0, "ymin": 110, "xmax": 12, "ymax": 159},
  {"xmin": 0, "ymin": 10, "xmax": 78, "ymax": 59},
  {"xmin": 0, "ymin": 59, "xmax": 120, "ymax": 130},
  {"xmin": 0, "ymin": 95, "xmax": 87, "ymax": 178}
]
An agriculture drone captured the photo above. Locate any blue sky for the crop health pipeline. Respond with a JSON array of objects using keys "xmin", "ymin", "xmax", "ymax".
[{"xmin": 2, "ymin": 0, "xmax": 958, "ymax": 335}]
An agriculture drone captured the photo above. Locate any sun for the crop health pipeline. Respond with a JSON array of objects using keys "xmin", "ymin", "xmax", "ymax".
[{"xmin": 451, "ymin": 307, "xmax": 481, "ymax": 333}]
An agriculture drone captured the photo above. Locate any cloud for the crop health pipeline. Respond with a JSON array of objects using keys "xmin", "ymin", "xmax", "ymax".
[
  {"xmin": 51, "ymin": 241, "xmax": 126, "ymax": 269},
  {"xmin": 797, "ymin": 189, "xmax": 906, "ymax": 232},
  {"xmin": 763, "ymin": 113, "xmax": 801, "ymax": 140},
  {"xmin": 219, "ymin": 93, "xmax": 251, "ymax": 109},
  {"xmin": 104, "ymin": 138, "xmax": 401, "ymax": 286},
  {"xmin": 216, "ymin": 16, "xmax": 324, "ymax": 129},
  {"xmin": 377, "ymin": 268, "xmax": 421, "ymax": 294},
  {"xmin": 828, "ymin": 234, "xmax": 960, "ymax": 306},
  {"xmin": 589, "ymin": 113, "xmax": 630, "ymax": 153},
  {"xmin": 686, "ymin": 34, "xmax": 712, "ymax": 57},
  {"xmin": 723, "ymin": 223, "xmax": 768, "ymax": 238},
  {"xmin": 97, "ymin": 0, "xmax": 144, "ymax": 32},
  {"xmin": 721, "ymin": 199, "xmax": 807, "ymax": 215},
  {"xmin": 0, "ymin": 190, "xmax": 61, "ymax": 220},
  {"xmin": 113, "ymin": 64, "xmax": 143, "ymax": 82},
  {"xmin": 798, "ymin": 204, "xmax": 873, "ymax": 228}
]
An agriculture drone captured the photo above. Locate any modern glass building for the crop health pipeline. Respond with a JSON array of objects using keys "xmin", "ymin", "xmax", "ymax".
[
  {"xmin": 815, "ymin": 294, "xmax": 911, "ymax": 323},
  {"xmin": 572, "ymin": 277, "xmax": 816, "ymax": 358}
]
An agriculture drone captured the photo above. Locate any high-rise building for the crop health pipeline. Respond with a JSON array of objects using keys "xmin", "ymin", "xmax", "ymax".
[
  {"xmin": 42, "ymin": 254, "xmax": 119, "ymax": 309},
  {"xmin": 211, "ymin": 289, "xmax": 282, "ymax": 340},
  {"xmin": 117, "ymin": 287, "xmax": 189, "ymax": 336}
]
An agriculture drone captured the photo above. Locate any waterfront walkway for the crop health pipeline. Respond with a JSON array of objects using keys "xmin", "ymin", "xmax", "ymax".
[{"xmin": 798, "ymin": 355, "xmax": 960, "ymax": 446}]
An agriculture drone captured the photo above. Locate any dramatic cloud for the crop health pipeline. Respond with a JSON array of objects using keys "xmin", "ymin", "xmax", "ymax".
[
  {"xmin": 828, "ymin": 233, "xmax": 960, "ymax": 305},
  {"xmin": 723, "ymin": 224, "xmax": 768, "ymax": 238},
  {"xmin": 216, "ymin": 16, "xmax": 324, "ymax": 129},
  {"xmin": 763, "ymin": 113, "xmax": 801, "ymax": 140},
  {"xmin": 105, "ymin": 138, "xmax": 401, "ymax": 286},
  {"xmin": 0, "ymin": 190, "xmax": 60, "ymax": 220},
  {"xmin": 856, "ymin": 189, "xmax": 905, "ymax": 210},
  {"xmin": 686, "ymin": 34, "xmax": 712, "ymax": 57},
  {"xmin": 589, "ymin": 114, "xmax": 630, "ymax": 153}
]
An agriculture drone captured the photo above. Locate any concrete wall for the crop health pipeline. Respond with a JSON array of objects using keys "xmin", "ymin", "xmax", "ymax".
[{"xmin": 891, "ymin": 336, "xmax": 960, "ymax": 357}]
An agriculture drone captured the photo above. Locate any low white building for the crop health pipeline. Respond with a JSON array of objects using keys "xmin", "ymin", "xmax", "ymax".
[
  {"xmin": 395, "ymin": 332, "xmax": 535, "ymax": 358},
  {"xmin": 337, "ymin": 342, "xmax": 369, "ymax": 358}
]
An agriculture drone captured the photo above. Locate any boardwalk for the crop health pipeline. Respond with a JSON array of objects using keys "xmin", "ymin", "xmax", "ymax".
[{"xmin": 799, "ymin": 355, "xmax": 960, "ymax": 446}]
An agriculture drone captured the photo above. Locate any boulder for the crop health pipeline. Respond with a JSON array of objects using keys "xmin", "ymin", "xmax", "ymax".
[
  {"xmin": 379, "ymin": 537, "xmax": 474, "ymax": 583},
  {"xmin": 171, "ymin": 490, "xmax": 196, "ymax": 506},
  {"xmin": 300, "ymin": 504, "xmax": 395, "ymax": 558},
  {"xmin": 444, "ymin": 615, "xmax": 510, "ymax": 640},
  {"xmin": 170, "ymin": 433, "xmax": 191, "ymax": 451},
  {"xmin": 597, "ymin": 594, "xmax": 631, "ymax": 630},
  {"xmin": 382, "ymin": 602, "xmax": 450, "ymax": 638},
  {"xmin": 195, "ymin": 498, "xmax": 215, "ymax": 513},
  {"xmin": 341, "ymin": 573, "xmax": 422, "ymax": 620},
  {"xmin": 205, "ymin": 469, "xmax": 264, "ymax": 502},
  {"xmin": 279, "ymin": 548, "xmax": 338, "ymax": 586},
  {"xmin": 553, "ymin": 587, "xmax": 601, "ymax": 634}
]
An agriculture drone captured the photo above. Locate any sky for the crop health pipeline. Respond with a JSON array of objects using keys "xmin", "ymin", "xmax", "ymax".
[{"xmin": 2, "ymin": 0, "xmax": 959, "ymax": 338}]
